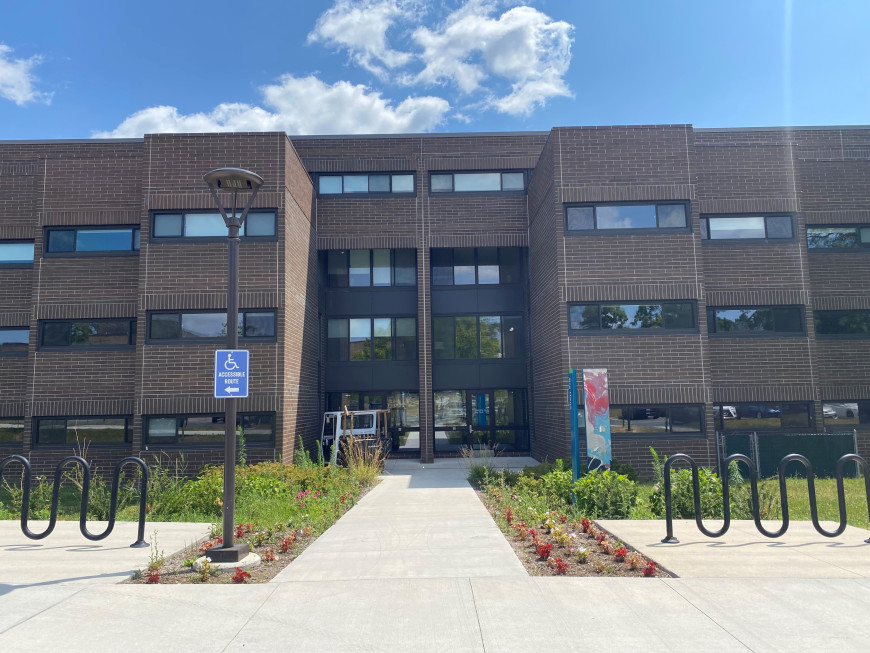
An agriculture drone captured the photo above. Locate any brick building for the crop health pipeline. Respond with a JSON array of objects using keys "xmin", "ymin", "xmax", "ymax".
[{"xmin": 1, "ymin": 126, "xmax": 868, "ymax": 476}]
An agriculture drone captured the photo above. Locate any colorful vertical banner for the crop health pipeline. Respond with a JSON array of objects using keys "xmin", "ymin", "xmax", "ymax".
[{"xmin": 582, "ymin": 368, "xmax": 611, "ymax": 472}]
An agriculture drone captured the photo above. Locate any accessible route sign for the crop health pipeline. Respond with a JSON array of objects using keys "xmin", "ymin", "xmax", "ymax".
[{"xmin": 214, "ymin": 349, "xmax": 249, "ymax": 398}]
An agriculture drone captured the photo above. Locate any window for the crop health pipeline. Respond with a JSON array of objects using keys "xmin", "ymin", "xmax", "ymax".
[
  {"xmin": 34, "ymin": 417, "xmax": 131, "ymax": 446},
  {"xmin": 565, "ymin": 203, "xmax": 687, "ymax": 232},
  {"xmin": 0, "ymin": 328, "xmax": 28, "ymax": 356},
  {"xmin": 609, "ymin": 405, "xmax": 703, "ymax": 435},
  {"xmin": 0, "ymin": 241, "xmax": 34, "ymax": 267},
  {"xmin": 431, "ymin": 247, "xmax": 521, "ymax": 286},
  {"xmin": 326, "ymin": 391, "xmax": 420, "ymax": 451},
  {"xmin": 716, "ymin": 402, "xmax": 812, "ymax": 431},
  {"xmin": 147, "ymin": 310, "xmax": 276, "ymax": 341},
  {"xmin": 814, "ymin": 310, "xmax": 870, "ymax": 337},
  {"xmin": 700, "ymin": 215, "xmax": 793, "ymax": 240},
  {"xmin": 707, "ymin": 306, "xmax": 804, "ymax": 335},
  {"xmin": 432, "ymin": 315, "xmax": 523, "ymax": 359},
  {"xmin": 326, "ymin": 317, "xmax": 416, "ymax": 361},
  {"xmin": 807, "ymin": 225, "xmax": 870, "ymax": 249},
  {"xmin": 0, "ymin": 418, "xmax": 24, "ymax": 445},
  {"xmin": 822, "ymin": 401, "xmax": 870, "ymax": 429},
  {"xmin": 151, "ymin": 211, "xmax": 276, "ymax": 239},
  {"xmin": 45, "ymin": 226, "xmax": 140, "ymax": 255},
  {"xmin": 318, "ymin": 174, "xmax": 414, "ymax": 195},
  {"xmin": 144, "ymin": 413, "xmax": 275, "ymax": 446},
  {"xmin": 326, "ymin": 249, "xmax": 416, "ymax": 287},
  {"xmin": 429, "ymin": 171, "xmax": 527, "ymax": 193},
  {"xmin": 434, "ymin": 389, "xmax": 529, "ymax": 451},
  {"xmin": 568, "ymin": 302, "xmax": 696, "ymax": 332},
  {"xmin": 39, "ymin": 319, "xmax": 135, "ymax": 348}
]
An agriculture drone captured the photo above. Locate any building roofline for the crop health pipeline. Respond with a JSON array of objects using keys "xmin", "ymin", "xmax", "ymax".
[
  {"xmin": 0, "ymin": 138, "xmax": 145, "ymax": 145},
  {"xmin": 696, "ymin": 124, "xmax": 870, "ymax": 132},
  {"xmin": 287, "ymin": 130, "xmax": 550, "ymax": 140}
]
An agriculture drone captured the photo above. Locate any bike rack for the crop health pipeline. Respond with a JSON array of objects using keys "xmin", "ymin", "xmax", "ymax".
[
  {"xmin": 660, "ymin": 452, "xmax": 870, "ymax": 544},
  {"xmin": 0, "ymin": 454, "xmax": 150, "ymax": 548}
]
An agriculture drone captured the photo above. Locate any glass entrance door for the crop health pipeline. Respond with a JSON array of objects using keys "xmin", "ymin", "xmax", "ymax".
[{"xmin": 434, "ymin": 389, "xmax": 528, "ymax": 452}]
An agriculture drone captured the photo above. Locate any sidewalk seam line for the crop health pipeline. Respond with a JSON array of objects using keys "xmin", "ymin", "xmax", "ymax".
[
  {"xmin": 219, "ymin": 582, "xmax": 282, "ymax": 652},
  {"xmin": 467, "ymin": 578, "xmax": 488, "ymax": 653},
  {"xmin": 663, "ymin": 580, "xmax": 757, "ymax": 653},
  {"xmin": 0, "ymin": 585, "xmax": 88, "ymax": 637}
]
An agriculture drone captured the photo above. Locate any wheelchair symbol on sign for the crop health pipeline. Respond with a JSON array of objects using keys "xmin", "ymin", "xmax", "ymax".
[{"xmin": 224, "ymin": 354, "xmax": 240, "ymax": 371}]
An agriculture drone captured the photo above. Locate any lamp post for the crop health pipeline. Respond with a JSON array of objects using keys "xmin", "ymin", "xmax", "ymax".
[{"xmin": 203, "ymin": 167, "xmax": 263, "ymax": 563}]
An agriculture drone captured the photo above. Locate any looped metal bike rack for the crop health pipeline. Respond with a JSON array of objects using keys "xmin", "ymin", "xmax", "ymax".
[
  {"xmin": 0, "ymin": 454, "xmax": 150, "ymax": 548},
  {"xmin": 660, "ymin": 451, "xmax": 870, "ymax": 544}
]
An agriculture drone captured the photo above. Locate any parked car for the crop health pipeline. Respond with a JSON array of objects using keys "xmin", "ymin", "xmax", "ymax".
[
  {"xmin": 823, "ymin": 405, "xmax": 837, "ymax": 420},
  {"xmin": 715, "ymin": 405, "xmax": 737, "ymax": 419},
  {"xmin": 825, "ymin": 402, "xmax": 859, "ymax": 419},
  {"xmin": 735, "ymin": 404, "xmax": 780, "ymax": 419}
]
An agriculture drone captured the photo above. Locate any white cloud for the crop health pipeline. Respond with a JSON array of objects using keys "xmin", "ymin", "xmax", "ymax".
[
  {"xmin": 92, "ymin": 75, "xmax": 449, "ymax": 138},
  {"xmin": 0, "ymin": 44, "xmax": 52, "ymax": 106},
  {"xmin": 412, "ymin": 4, "xmax": 573, "ymax": 115},
  {"xmin": 307, "ymin": 0, "xmax": 418, "ymax": 78}
]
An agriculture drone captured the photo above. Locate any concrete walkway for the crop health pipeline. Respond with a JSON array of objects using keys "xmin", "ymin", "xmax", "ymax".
[{"xmin": 2, "ymin": 461, "xmax": 870, "ymax": 651}]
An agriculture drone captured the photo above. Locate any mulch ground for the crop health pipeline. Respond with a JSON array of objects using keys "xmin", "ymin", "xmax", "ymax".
[{"xmin": 478, "ymin": 491, "xmax": 671, "ymax": 578}]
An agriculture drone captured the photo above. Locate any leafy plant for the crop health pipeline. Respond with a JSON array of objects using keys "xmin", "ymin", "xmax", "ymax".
[
  {"xmin": 536, "ymin": 542, "xmax": 553, "ymax": 560},
  {"xmin": 573, "ymin": 470, "xmax": 639, "ymax": 519},
  {"xmin": 231, "ymin": 567, "xmax": 251, "ymax": 583},
  {"xmin": 608, "ymin": 458, "xmax": 639, "ymax": 482},
  {"xmin": 642, "ymin": 561, "xmax": 658, "ymax": 577},
  {"xmin": 237, "ymin": 425, "xmax": 247, "ymax": 467},
  {"xmin": 540, "ymin": 459, "xmax": 573, "ymax": 506},
  {"xmin": 554, "ymin": 557, "xmax": 569, "ymax": 575}
]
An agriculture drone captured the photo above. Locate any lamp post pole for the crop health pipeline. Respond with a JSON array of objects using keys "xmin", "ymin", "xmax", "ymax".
[{"xmin": 203, "ymin": 167, "xmax": 263, "ymax": 563}]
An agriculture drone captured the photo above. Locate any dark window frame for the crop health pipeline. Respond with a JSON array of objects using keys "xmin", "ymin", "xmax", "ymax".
[
  {"xmin": 564, "ymin": 201, "xmax": 691, "ymax": 235},
  {"xmin": 428, "ymin": 170, "xmax": 529, "ymax": 196},
  {"xmin": 806, "ymin": 224, "xmax": 870, "ymax": 251},
  {"xmin": 0, "ymin": 327, "xmax": 29, "ymax": 357},
  {"xmin": 813, "ymin": 309, "xmax": 870, "ymax": 339},
  {"xmin": 430, "ymin": 247, "xmax": 523, "ymax": 286},
  {"xmin": 326, "ymin": 316, "xmax": 418, "ymax": 362},
  {"xmin": 325, "ymin": 249, "xmax": 417, "ymax": 288},
  {"xmin": 605, "ymin": 403, "xmax": 706, "ymax": 439},
  {"xmin": 567, "ymin": 301, "xmax": 698, "ymax": 335},
  {"xmin": 143, "ymin": 412, "xmax": 276, "ymax": 448},
  {"xmin": 316, "ymin": 173, "xmax": 416, "ymax": 197},
  {"xmin": 714, "ymin": 402, "xmax": 814, "ymax": 432},
  {"xmin": 0, "ymin": 417, "xmax": 25, "ymax": 447},
  {"xmin": 32, "ymin": 415, "xmax": 132, "ymax": 448},
  {"xmin": 43, "ymin": 225, "xmax": 141, "ymax": 257},
  {"xmin": 432, "ymin": 314, "xmax": 524, "ymax": 360},
  {"xmin": 149, "ymin": 210, "xmax": 278, "ymax": 242},
  {"xmin": 0, "ymin": 239, "xmax": 35, "ymax": 269},
  {"xmin": 146, "ymin": 309, "xmax": 278, "ymax": 344},
  {"xmin": 821, "ymin": 400, "xmax": 870, "ymax": 430},
  {"xmin": 700, "ymin": 214, "xmax": 795, "ymax": 244},
  {"xmin": 38, "ymin": 318, "xmax": 136, "ymax": 350},
  {"xmin": 433, "ymin": 387, "xmax": 530, "ymax": 451},
  {"xmin": 707, "ymin": 305, "xmax": 806, "ymax": 338}
]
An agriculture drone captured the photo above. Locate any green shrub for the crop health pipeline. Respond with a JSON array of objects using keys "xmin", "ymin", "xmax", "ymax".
[
  {"xmin": 650, "ymin": 465, "xmax": 723, "ymax": 519},
  {"xmin": 573, "ymin": 470, "xmax": 638, "ymax": 519},
  {"xmin": 609, "ymin": 458, "xmax": 638, "ymax": 482},
  {"xmin": 521, "ymin": 461, "xmax": 556, "ymax": 479},
  {"xmin": 540, "ymin": 459, "xmax": 573, "ymax": 506}
]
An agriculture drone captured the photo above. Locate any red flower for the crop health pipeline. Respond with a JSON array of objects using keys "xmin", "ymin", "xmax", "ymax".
[
  {"xmin": 642, "ymin": 561, "xmax": 658, "ymax": 577},
  {"xmin": 559, "ymin": 513, "xmax": 567, "ymax": 524},
  {"xmin": 505, "ymin": 506, "xmax": 513, "ymax": 525},
  {"xmin": 614, "ymin": 546, "xmax": 628, "ymax": 562},
  {"xmin": 280, "ymin": 534, "xmax": 296, "ymax": 553},
  {"xmin": 262, "ymin": 548, "xmax": 276, "ymax": 562},
  {"xmin": 581, "ymin": 518, "xmax": 591, "ymax": 532},
  {"xmin": 146, "ymin": 571, "xmax": 160, "ymax": 584},
  {"xmin": 537, "ymin": 542, "xmax": 553, "ymax": 560},
  {"xmin": 232, "ymin": 567, "xmax": 252, "ymax": 583},
  {"xmin": 554, "ymin": 557, "xmax": 569, "ymax": 575}
]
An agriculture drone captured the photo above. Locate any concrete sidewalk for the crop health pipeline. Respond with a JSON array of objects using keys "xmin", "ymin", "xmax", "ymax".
[{"xmin": 2, "ymin": 462, "xmax": 870, "ymax": 651}]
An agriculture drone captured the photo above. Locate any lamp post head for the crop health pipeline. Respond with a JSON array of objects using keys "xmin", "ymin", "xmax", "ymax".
[{"xmin": 203, "ymin": 168, "xmax": 264, "ymax": 191}]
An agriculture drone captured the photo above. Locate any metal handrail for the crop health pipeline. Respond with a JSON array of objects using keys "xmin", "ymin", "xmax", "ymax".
[
  {"xmin": 1, "ymin": 454, "xmax": 149, "ymax": 548},
  {"xmin": 660, "ymin": 452, "xmax": 870, "ymax": 544}
]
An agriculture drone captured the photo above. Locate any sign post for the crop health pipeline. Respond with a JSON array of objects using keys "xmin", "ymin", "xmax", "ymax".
[{"xmin": 568, "ymin": 369, "xmax": 580, "ymax": 484}]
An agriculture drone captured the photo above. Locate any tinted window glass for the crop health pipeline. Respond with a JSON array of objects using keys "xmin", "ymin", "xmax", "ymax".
[
  {"xmin": 343, "ymin": 176, "xmax": 368, "ymax": 193},
  {"xmin": 479, "ymin": 316, "xmax": 502, "ymax": 358},
  {"xmin": 181, "ymin": 313, "xmax": 226, "ymax": 338},
  {"xmin": 46, "ymin": 231, "xmax": 76, "ymax": 253},
  {"xmin": 431, "ymin": 249, "xmax": 454, "ymax": 286},
  {"xmin": 453, "ymin": 248, "xmax": 475, "ymax": 285},
  {"xmin": 373, "ymin": 318, "xmax": 392, "ymax": 360},
  {"xmin": 814, "ymin": 310, "xmax": 870, "ymax": 335},
  {"xmin": 501, "ymin": 172, "xmax": 525, "ymax": 190},
  {"xmin": 36, "ymin": 417, "xmax": 129, "ymax": 445},
  {"xmin": 596, "ymin": 205, "xmax": 657, "ymax": 229},
  {"xmin": 395, "ymin": 318, "xmax": 417, "ymax": 360},
  {"xmin": 327, "ymin": 319, "xmax": 348, "ymax": 361},
  {"xmin": 657, "ymin": 205, "xmax": 687, "ymax": 228},
  {"xmin": 41, "ymin": 320, "xmax": 133, "ymax": 347},
  {"xmin": 76, "ymin": 229, "xmax": 135, "ymax": 251},
  {"xmin": 319, "ymin": 176, "xmax": 342, "ymax": 194},
  {"xmin": 244, "ymin": 312, "xmax": 275, "ymax": 337},
  {"xmin": 372, "ymin": 249, "xmax": 391, "ymax": 286},
  {"xmin": 0, "ymin": 328, "xmax": 28, "ymax": 355},
  {"xmin": 150, "ymin": 313, "xmax": 181, "ymax": 339},
  {"xmin": 710, "ymin": 307, "xmax": 802, "ymax": 334},
  {"xmin": 327, "ymin": 250, "xmax": 349, "ymax": 287},
  {"xmin": 0, "ymin": 241, "xmax": 35, "ymax": 263},
  {"xmin": 807, "ymin": 227, "xmax": 860, "ymax": 248},
  {"xmin": 477, "ymin": 248, "xmax": 499, "ymax": 285},
  {"xmin": 0, "ymin": 418, "xmax": 24, "ymax": 444},
  {"xmin": 453, "ymin": 173, "xmax": 501, "ymax": 191},
  {"xmin": 434, "ymin": 390, "xmax": 466, "ymax": 427},
  {"xmin": 430, "ymin": 174, "xmax": 453, "ymax": 192},
  {"xmin": 349, "ymin": 250, "xmax": 371, "ymax": 286},
  {"xmin": 349, "ymin": 318, "xmax": 371, "ymax": 360},
  {"xmin": 185, "ymin": 214, "xmax": 226, "ymax": 237},
  {"xmin": 707, "ymin": 217, "xmax": 765, "ymax": 239},
  {"xmin": 392, "ymin": 175, "xmax": 414, "ymax": 192},
  {"xmin": 569, "ymin": 304, "xmax": 599, "ymax": 330},
  {"xmin": 153, "ymin": 214, "xmax": 183, "ymax": 237},
  {"xmin": 394, "ymin": 249, "xmax": 416, "ymax": 286},
  {"xmin": 766, "ymin": 216, "xmax": 793, "ymax": 238},
  {"xmin": 502, "ymin": 316, "xmax": 523, "ymax": 358},
  {"xmin": 244, "ymin": 213, "xmax": 275, "ymax": 236},
  {"xmin": 368, "ymin": 175, "xmax": 390, "ymax": 192},
  {"xmin": 499, "ymin": 248, "xmax": 521, "ymax": 284},
  {"xmin": 433, "ymin": 317, "xmax": 455, "ymax": 359},
  {"xmin": 566, "ymin": 207, "xmax": 594, "ymax": 230},
  {"xmin": 455, "ymin": 317, "xmax": 477, "ymax": 358}
]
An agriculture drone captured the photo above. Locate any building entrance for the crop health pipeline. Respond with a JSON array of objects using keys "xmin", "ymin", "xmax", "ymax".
[{"xmin": 433, "ymin": 388, "xmax": 528, "ymax": 453}]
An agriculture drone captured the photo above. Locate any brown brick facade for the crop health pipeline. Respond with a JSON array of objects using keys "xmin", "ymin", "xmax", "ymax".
[{"xmin": 1, "ymin": 126, "xmax": 868, "ymax": 476}]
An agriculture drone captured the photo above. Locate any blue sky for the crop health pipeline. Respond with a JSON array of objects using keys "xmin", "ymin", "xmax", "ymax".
[{"xmin": 1, "ymin": 0, "xmax": 868, "ymax": 139}]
